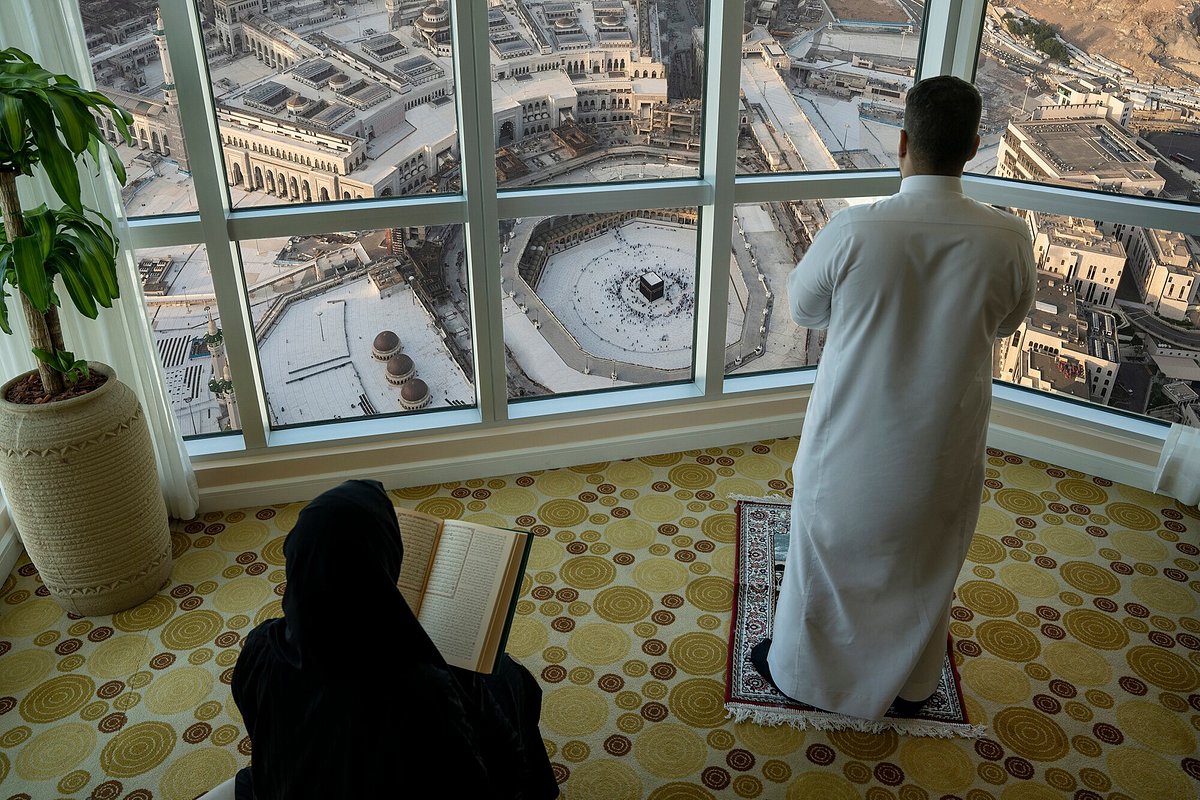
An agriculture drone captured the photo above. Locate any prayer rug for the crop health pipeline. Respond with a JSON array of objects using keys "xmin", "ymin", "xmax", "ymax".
[{"xmin": 725, "ymin": 497, "xmax": 986, "ymax": 737}]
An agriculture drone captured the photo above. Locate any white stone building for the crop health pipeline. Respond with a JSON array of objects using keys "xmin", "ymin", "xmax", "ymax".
[
  {"xmin": 1027, "ymin": 211, "xmax": 1125, "ymax": 308},
  {"xmin": 1100, "ymin": 223, "xmax": 1200, "ymax": 321},
  {"xmin": 996, "ymin": 272, "xmax": 1121, "ymax": 406},
  {"xmin": 996, "ymin": 116, "xmax": 1165, "ymax": 196}
]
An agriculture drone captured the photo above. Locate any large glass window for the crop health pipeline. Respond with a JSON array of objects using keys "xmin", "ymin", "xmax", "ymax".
[
  {"xmin": 995, "ymin": 210, "xmax": 1200, "ymax": 425},
  {"xmin": 79, "ymin": 1, "xmax": 199, "ymax": 216},
  {"xmin": 201, "ymin": 0, "xmax": 463, "ymax": 207},
  {"xmin": 66, "ymin": 0, "xmax": 1196, "ymax": 452},
  {"xmin": 974, "ymin": 2, "xmax": 1200, "ymax": 204},
  {"xmin": 725, "ymin": 198, "xmax": 860, "ymax": 376},
  {"xmin": 491, "ymin": 1, "xmax": 705, "ymax": 188},
  {"xmin": 136, "ymin": 245, "xmax": 240, "ymax": 435},
  {"xmin": 502, "ymin": 209, "xmax": 700, "ymax": 398},
  {"xmin": 736, "ymin": 0, "xmax": 920, "ymax": 174},
  {"xmin": 244, "ymin": 225, "xmax": 475, "ymax": 428}
]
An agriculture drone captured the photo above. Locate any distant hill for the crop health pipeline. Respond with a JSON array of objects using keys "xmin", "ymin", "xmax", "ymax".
[{"xmin": 1008, "ymin": 0, "xmax": 1200, "ymax": 86}]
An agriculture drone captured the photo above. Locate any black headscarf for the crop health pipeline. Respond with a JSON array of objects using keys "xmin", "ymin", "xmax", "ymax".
[
  {"xmin": 270, "ymin": 478, "xmax": 441, "ymax": 675},
  {"xmin": 232, "ymin": 479, "xmax": 518, "ymax": 799}
]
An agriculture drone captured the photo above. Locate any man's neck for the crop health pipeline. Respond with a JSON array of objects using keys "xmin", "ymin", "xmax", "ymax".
[{"xmin": 900, "ymin": 165, "xmax": 965, "ymax": 180}]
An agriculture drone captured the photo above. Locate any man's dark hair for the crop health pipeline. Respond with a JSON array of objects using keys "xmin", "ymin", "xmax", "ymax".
[{"xmin": 903, "ymin": 75, "xmax": 982, "ymax": 172}]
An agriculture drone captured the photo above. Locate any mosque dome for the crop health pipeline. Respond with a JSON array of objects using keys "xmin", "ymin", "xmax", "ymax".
[
  {"xmin": 372, "ymin": 330, "xmax": 401, "ymax": 360},
  {"xmin": 385, "ymin": 353, "xmax": 415, "ymax": 385},
  {"xmin": 602, "ymin": 14, "xmax": 622, "ymax": 26},
  {"xmin": 400, "ymin": 378, "xmax": 431, "ymax": 410},
  {"xmin": 555, "ymin": 16, "xmax": 575, "ymax": 29},
  {"xmin": 416, "ymin": 3, "xmax": 449, "ymax": 29}
]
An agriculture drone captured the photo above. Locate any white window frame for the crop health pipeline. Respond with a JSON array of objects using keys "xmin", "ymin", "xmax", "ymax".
[{"xmin": 127, "ymin": 0, "xmax": 1176, "ymax": 505}]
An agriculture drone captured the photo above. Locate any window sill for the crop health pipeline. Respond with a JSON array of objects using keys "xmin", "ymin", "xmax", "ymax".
[{"xmin": 186, "ymin": 378, "xmax": 1169, "ymax": 511}]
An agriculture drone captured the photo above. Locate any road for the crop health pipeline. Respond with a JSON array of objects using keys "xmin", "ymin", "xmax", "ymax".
[{"xmin": 1118, "ymin": 302, "xmax": 1200, "ymax": 349}]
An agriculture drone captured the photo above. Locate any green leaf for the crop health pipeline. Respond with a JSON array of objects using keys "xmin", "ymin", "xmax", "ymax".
[
  {"xmin": 0, "ymin": 289, "xmax": 11, "ymax": 335},
  {"xmin": 101, "ymin": 138, "xmax": 127, "ymax": 184},
  {"xmin": 43, "ymin": 90, "xmax": 90, "ymax": 154},
  {"xmin": 0, "ymin": 249, "xmax": 10, "ymax": 335},
  {"xmin": 32, "ymin": 347, "xmax": 88, "ymax": 386},
  {"xmin": 0, "ymin": 93, "xmax": 22, "ymax": 152},
  {"xmin": 53, "ymin": 253, "xmax": 98, "ymax": 318},
  {"xmin": 22, "ymin": 94, "xmax": 81, "ymax": 211},
  {"xmin": 23, "ymin": 204, "xmax": 53, "ymax": 260},
  {"xmin": 11, "ymin": 233, "xmax": 51, "ymax": 312}
]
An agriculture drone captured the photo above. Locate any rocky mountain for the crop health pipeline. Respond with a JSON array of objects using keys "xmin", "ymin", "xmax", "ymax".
[{"xmin": 1007, "ymin": 0, "xmax": 1200, "ymax": 85}]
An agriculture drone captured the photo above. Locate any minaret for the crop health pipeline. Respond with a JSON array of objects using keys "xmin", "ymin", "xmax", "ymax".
[
  {"xmin": 154, "ymin": 7, "xmax": 176, "ymax": 106},
  {"xmin": 203, "ymin": 309, "xmax": 240, "ymax": 431},
  {"xmin": 385, "ymin": 0, "xmax": 401, "ymax": 30},
  {"xmin": 221, "ymin": 364, "xmax": 241, "ymax": 430},
  {"xmin": 204, "ymin": 308, "xmax": 225, "ymax": 374}
]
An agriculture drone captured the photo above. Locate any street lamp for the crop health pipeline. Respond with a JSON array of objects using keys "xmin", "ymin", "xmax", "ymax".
[{"xmin": 315, "ymin": 309, "xmax": 324, "ymax": 342}]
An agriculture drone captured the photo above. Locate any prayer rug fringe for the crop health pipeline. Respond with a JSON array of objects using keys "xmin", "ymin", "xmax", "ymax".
[
  {"xmin": 723, "ymin": 703, "xmax": 988, "ymax": 739},
  {"xmin": 727, "ymin": 494, "xmax": 789, "ymax": 503}
]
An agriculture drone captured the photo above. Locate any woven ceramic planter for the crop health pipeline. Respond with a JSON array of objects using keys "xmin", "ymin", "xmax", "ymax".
[{"xmin": 0, "ymin": 362, "xmax": 171, "ymax": 615}]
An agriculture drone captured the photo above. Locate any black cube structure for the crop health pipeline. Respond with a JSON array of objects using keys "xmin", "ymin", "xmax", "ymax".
[{"xmin": 639, "ymin": 271, "xmax": 665, "ymax": 302}]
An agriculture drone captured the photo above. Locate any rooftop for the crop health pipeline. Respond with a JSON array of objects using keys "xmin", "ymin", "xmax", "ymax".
[{"xmin": 1011, "ymin": 117, "xmax": 1163, "ymax": 188}]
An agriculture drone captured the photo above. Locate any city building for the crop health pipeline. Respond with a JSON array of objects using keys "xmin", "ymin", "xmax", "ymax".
[
  {"xmin": 1100, "ymin": 222, "xmax": 1200, "ymax": 320},
  {"xmin": 1027, "ymin": 211, "xmax": 1125, "ymax": 308},
  {"xmin": 633, "ymin": 100, "xmax": 702, "ymax": 150},
  {"xmin": 88, "ymin": 1, "xmax": 671, "ymax": 210},
  {"xmin": 996, "ymin": 116, "xmax": 1166, "ymax": 196},
  {"xmin": 996, "ymin": 272, "xmax": 1121, "ymax": 406}
]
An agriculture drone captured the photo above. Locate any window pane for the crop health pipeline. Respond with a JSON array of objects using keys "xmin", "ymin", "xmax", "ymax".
[
  {"xmin": 245, "ymin": 226, "xmax": 475, "ymax": 428},
  {"xmin": 492, "ymin": 1, "xmax": 704, "ymax": 188},
  {"xmin": 727, "ymin": 196, "xmax": 883, "ymax": 376},
  {"xmin": 975, "ymin": 3, "xmax": 1199, "ymax": 202},
  {"xmin": 79, "ymin": 2, "xmax": 199, "ymax": 217},
  {"xmin": 737, "ymin": 0, "xmax": 919, "ymax": 174},
  {"xmin": 996, "ymin": 210, "xmax": 1199, "ymax": 427},
  {"xmin": 502, "ymin": 209, "xmax": 701, "ymax": 398},
  {"xmin": 136, "ymin": 244, "xmax": 240, "ymax": 437},
  {"xmin": 202, "ymin": 0, "xmax": 461, "ymax": 207}
]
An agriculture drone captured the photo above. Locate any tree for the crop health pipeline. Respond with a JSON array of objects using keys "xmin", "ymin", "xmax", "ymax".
[{"xmin": 0, "ymin": 47, "xmax": 133, "ymax": 397}]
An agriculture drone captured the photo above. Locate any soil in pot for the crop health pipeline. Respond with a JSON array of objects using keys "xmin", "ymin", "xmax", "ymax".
[{"xmin": 5, "ymin": 372, "xmax": 109, "ymax": 404}]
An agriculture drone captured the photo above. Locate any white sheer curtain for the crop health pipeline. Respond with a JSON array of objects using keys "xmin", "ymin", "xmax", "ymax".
[
  {"xmin": 1154, "ymin": 424, "xmax": 1200, "ymax": 507},
  {"xmin": 0, "ymin": 0, "xmax": 199, "ymax": 518}
]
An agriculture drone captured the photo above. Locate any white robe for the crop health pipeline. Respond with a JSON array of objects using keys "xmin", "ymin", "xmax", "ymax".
[{"xmin": 768, "ymin": 175, "xmax": 1036, "ymax": 720}]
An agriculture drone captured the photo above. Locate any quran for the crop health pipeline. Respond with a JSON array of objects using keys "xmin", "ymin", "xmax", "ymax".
[{"xmin": 394, "ymin": 507, "xmax": 532, "ymax": 674}]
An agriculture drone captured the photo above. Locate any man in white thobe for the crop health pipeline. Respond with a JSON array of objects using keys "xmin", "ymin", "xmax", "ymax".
[{"xmin": 753, "ymin": 76, "xmax": 1036, "ymax": 721}]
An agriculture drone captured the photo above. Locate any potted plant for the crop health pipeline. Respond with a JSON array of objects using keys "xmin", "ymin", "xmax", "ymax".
[{"xmin": 0, "ymin": 47, "xmax": 172, "ymax": 615}]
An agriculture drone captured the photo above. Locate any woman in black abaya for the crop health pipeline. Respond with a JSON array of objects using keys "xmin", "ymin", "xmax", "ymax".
[{"xmin": 225, "ymin": 479, "xmax": 559, "ymax": 800}]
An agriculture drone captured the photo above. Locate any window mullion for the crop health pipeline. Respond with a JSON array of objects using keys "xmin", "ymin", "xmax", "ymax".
[
  {"xmin": 953, "ymin": 0, "xmax": 988, "ymax": 79},
  {"xmin": 920, "ymin": 0, "xmax": 987, "ymax": 80},
  {"xmin": 694, "ymin": 0, "xmax": 743, "ymax": 399},
  {"xmin": 916, "ymin": 0, "xmax": 961, "ymax": 78},
  {"xmin": 159, "ymin": 0, "xmax": 269, "ymax": 448},
  {"xmin": 453, "ymin": 1, "xmax": 508, "ymax": 424},
  {"xmin": 126, "ymin": 214, "xmax": 204, "ymax": 250}
]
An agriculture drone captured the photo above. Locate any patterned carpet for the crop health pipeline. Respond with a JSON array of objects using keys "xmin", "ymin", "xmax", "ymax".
[{"xmin": 0, "ymin": 440, "xmax": 1197, "ymax": 799}]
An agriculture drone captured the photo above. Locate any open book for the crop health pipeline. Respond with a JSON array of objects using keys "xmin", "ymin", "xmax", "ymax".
[{"xmin": 394, "ymin": 507, "xmax": 532, "ymax": 674}]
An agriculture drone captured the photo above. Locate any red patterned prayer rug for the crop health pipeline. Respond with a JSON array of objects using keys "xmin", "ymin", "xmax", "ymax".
[{"xmin": 724, "ymin": 497, "xmax": 985, "ymax": 737}]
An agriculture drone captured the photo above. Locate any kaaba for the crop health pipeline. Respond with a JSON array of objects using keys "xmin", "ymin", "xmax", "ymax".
[{"xmin": 639, "ymin": 271, "xmax": 665, "ymax": 301}]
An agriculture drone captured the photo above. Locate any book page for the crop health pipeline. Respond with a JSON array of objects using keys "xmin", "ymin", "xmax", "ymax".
[
  {"xmin": 416, "ymin": 521, "xmax": 516, "ymax": 671},
  {"xmin": 394, "ymin": 508, "xmax": 443, "ymax": 616}
]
